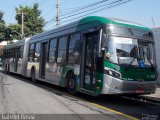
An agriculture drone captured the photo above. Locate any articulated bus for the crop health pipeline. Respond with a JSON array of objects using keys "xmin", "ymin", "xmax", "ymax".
[{"xmin": 2, "ymin": 16, "xmax": 157, "ymax": 96}]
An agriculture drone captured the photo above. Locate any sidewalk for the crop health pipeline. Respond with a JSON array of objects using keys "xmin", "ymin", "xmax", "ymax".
[{"xmin": 143, "ymin": 87, "xmax": 160, "ymax": 100}]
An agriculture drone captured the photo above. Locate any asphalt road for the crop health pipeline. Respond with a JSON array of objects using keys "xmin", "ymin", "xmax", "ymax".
[{"xmin": 0, "ymin": 71, "xmax": 130, "ymax": 120}]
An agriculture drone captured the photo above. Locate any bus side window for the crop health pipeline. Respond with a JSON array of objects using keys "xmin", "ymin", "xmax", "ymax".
[
  {"xmin": 20, "ymin": 46, "xmax": 24, "ymax": 59},
  {"xmin": 28, "ymin": 43, "xmax": 35, "ymax": 62},
  {"xmin": 57, "ymin": 37, "xmax": 67, "ymax": 64},
  {"xmin": 17, "ymin": 48, "xmax": 20, "ymax": 62},
  {"xmin": 17, "ymin": 46, "xmax": 23, "ymax": 62},
  {"xmin": 11, "ymin": 49, "xmax": 13, "ymax": 57},
  {"xmin": 18, "ymin": 46, "xmax": 24, "ymax": 62},
  {"xmin": 68, "ymin": 33, "xmax": 80, "ymax": 64},
  {"xmin": 49, "ymin": 39, "xmax": 57, "ymax": 63},
  {"xmin": 34, "ymin": 42, "xmax": 41, "ymax": 62},
  {"xmin": 12, "ymin": 49, "xmax": 15, "ymax": 62}
]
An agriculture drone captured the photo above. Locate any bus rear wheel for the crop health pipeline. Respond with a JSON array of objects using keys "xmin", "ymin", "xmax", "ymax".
[
  {"xmin": 67, "ymin": 73, "xmax": 76, "ymax": 95},
  {"xmin": 5, "ymin": 64, "xmax": 7, "ymax": 73},
  {"xmin": 5, "ymin": 64, "xmax": 10, "ymax": 74},
  {"xmin": 31, "ymin": 68, "xmax": 36, "ymax": 83}
]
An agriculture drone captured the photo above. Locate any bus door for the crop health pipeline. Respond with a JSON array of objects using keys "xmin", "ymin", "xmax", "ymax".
[
  {"xmin": 81, "ymin": 32, "xmax": 98, "ymax": 91},
  {"xmin": 17, "ymin": 46, "xmax": 23, "ymax": 74},
  {"xmin": 14, "ymin": 48, "xmax": 19, "ymax": 72},
  {"xmin": 40, "ymin": 42, "xmax": 48, "ymax": 79}
]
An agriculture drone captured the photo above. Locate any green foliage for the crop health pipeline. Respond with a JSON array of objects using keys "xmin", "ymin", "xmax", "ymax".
[
  {"xmin": 0, "ymin": 3, "xmax": 45, "ymax": 42},
  {"xmin": 15, "ymin": 3, "xmax": 45, "ymax": 38},
  {"xmin": 0, "ymin": 11, "xmax": 6, "ymax": 42},
  {"xmin": 0, "ymin": 11, "xmax": 5, "ymax": 24},
  {"xmin": 7, "ymin": 24, "xmax": 22, "ymax": 40}
]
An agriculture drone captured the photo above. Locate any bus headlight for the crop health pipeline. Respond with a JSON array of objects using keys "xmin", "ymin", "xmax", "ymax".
[{"xmin": 104, "ymin": 67, "xmax": 122, "ymax": 79}]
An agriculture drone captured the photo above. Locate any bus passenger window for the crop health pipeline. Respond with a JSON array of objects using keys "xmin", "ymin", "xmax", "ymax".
[
  {"xmin": 34, "ymin": 42, "xmax": 41, "ymax": 62},
  {"xmin": 11, "ymin": 49, "xmax": 13, "ymax": 56},
  {"xmin": 57, "ymin": 37, "xmax": 67, "ymax": 64},
  {"xmin": 12, "ymin": 49, "xmax": 15, "ymax": 62},
  {"xmin": 49, "ymin": 39, "xmax": 57, "ymax": 62},
  {"xmin": 18, "ymin": 48, "xmax": 22, "ymax": 62},
  {"xmin": 68, "ymin": 33, "xmax": 80, "ymax": 64},
  {"xmin": 20, "ymin": 46, "xmax": 24, "ymax": 59},
  {"xmin": 29, "ymin": 43, "xmax": 35, "ymax": 62}
]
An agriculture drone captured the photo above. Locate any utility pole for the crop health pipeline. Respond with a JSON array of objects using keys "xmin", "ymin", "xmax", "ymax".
[
  {"xmin": 56, "ymin": 0, "xmax": 60, "ymax": 27},
  {"xmin": 17, "ymin": 12, "xmax": 25, "ymax": 39},
  {"xmin": 21, "ymin": 12, "xmax": 24, "ymax": 38}
]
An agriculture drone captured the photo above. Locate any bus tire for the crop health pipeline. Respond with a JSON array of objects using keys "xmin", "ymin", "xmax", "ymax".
[
  {"xmin": 67, "ymin": 72, "xmax": 76, "ymax": 95},
  {"xmin": 8, "ymin": 65, "xmax": 10, "ymax": 74},
  {"xmin": 31, "ymin": 68, "xmax": 36, "ymax": 83},
  {"xmin": 5, "ymin": 64, "xmax": 8, "ymax": 74}
]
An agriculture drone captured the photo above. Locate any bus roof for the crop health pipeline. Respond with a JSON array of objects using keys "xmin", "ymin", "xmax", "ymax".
[
  {"xmin": 30, "ymin": 16, "xmax": 150, "ymax": 41},
  {"xmin": 76, "ymin": 16, "xmax": 150, "ymax": 30},
  {"xmin": 4, "ymin": 39, "xmax": 25, "ymax": 49},
  {"xmin": 6, "ymin": 16, "xmax": 151, "ymax": 45}
]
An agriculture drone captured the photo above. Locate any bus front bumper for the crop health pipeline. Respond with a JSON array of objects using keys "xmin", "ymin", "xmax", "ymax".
[{"xmin": 101, "ymin": 74, "xmax": 157, "ymax": 95}]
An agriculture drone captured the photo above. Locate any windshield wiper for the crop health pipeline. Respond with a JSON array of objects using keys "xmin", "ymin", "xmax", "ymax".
[
  {"xmin": 124, "ymin": 57, "xmax": 138, "ymax": 70},
  {"xmin": 117, "ymin": 55, "xmax": 138, "ymax": 69},
  {"xmin": 128, "ymin": 57, "xmax": 138, "ymax": 67}
]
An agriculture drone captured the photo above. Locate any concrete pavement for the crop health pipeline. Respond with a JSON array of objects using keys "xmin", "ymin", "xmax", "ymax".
[
  {"xmin": 144, "ymin": 87, "xmax": 160, "ymax": 99},
  {"xmin": 0, "ymin": 72, "xmax": 130, "ymax": 120}
]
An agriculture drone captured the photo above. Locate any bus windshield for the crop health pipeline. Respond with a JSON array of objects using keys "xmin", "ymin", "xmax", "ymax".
[{"xmin": 105, "ymin": 36, "xmax": 155, "ymax": 67}]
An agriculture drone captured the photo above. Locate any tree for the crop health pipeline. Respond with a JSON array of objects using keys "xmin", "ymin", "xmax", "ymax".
[
  {"xmin": 15, "ymin": 3, "xmax": 45, "ymax": 38},
  {"xmin": 7, "ymin": 24, "xmax": 22, "ymax": 40},
  {"xmin": 0, "ymin": 11, "xmax": 5, "ymax": 24},
  {"xmin": 0, "ymin": 11, "xmax": 6, "ymax": 42},
  {"xmin": 6, "ymin": 24, "xmax": 30, "ymax": 40}
]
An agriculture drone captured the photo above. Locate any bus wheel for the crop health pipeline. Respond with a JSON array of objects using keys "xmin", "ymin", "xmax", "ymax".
[
  {"xmin": 31, "ymin": 68, "xmax": 36, "ymax": 82},
  {"xmin": 67, "ymin": 73, "xmax": 76, "ymax": 95},
  {"xmin": 8, "ymin": 65, "xmax": 10, "ymax": 74},
  {"xmin": 5, "ymin": 64, "xmax": 8, "ymax": 74}
]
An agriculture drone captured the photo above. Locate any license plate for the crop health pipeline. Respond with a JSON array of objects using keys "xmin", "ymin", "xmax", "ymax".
[{"xmin": 136, "ymin": 90, "xmax": 144, "ymax": 93}]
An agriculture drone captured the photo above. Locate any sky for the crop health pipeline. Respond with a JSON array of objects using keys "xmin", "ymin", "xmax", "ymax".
[{"xmin": 0, "ymin": 0, "xmax": 160, "ymax": 30}]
